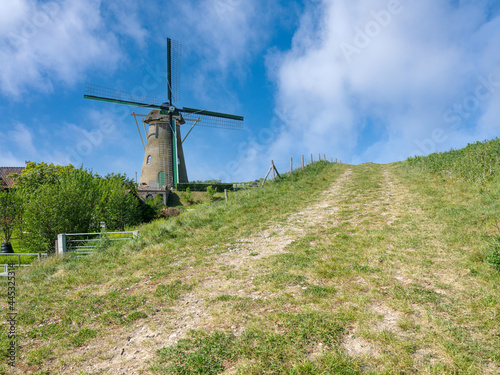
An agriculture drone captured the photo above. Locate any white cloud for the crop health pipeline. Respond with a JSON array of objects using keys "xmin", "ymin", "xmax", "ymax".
[
  {"xmin": 162, "ymin": 0, "xmax": 279, "ymax": 109},
  {"xmin": 261, "ymin": 0, "xmax": 500, "ymax": 165},
  {"xmin": 0, "ymin": 122, "xmax": 69, "ymax": 165},
  {"xmin": 0, "ymin": 151, "xmax": 24, "ymax": 167},
  {"xmin": 0, "ymin": 0, "xmax": 126, "ymax": 98}
]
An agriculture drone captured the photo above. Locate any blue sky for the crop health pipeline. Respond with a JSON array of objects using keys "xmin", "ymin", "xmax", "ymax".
[{"xmin": 0, "ymin": 0, "xmax": 499, "ymax": 183}]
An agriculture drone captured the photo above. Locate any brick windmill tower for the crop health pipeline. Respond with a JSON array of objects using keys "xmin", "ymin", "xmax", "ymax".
[{"xmin": 84, "ymin": 38, "xmax": 244, "ymax": 190}]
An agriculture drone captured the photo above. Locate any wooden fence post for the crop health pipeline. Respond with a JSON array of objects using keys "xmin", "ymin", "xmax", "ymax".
[
  {"xmin": 224, "ymin": 189, "xmax": 228, "ymax": 202},
  {"xmin": 273, "ymin": 161, "xmax": 281, "ymax": 178},
  {"xmin": 261, "ymin": 165, "xmax": 273, "ymax": 187}
]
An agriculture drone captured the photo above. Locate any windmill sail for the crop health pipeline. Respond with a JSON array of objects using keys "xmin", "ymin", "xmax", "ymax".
[
  {"xmin": 167, "ymin": 38, "xmax": 182, "ymax": 104},
  {"xmin": 84, "ymin": 83, "xmax": 162, "ymax": 109},
  {"xmin": 83, "ymin": 36, "xmax": 244, "ymax": 189}
]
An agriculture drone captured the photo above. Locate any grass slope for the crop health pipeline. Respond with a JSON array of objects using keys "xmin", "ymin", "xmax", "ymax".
[{"xmin": 1, "ymin": 155, "xmax": 499, "ymax": 374}]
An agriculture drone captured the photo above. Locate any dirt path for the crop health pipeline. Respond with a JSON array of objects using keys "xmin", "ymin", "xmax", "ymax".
[{"xmin": 73, "ymin": 169, "xmax": 354, "ymax": 374}]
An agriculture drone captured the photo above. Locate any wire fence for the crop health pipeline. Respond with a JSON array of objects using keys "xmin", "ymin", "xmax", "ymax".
[{"xmin": 262, "ymin": 153, "xmax": 342, "ymax": 186}]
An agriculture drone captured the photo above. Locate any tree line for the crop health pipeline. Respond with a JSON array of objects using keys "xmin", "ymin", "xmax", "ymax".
[{"xmin": 0, "ymin": 162, "xmax": 163, "ymax": 253}]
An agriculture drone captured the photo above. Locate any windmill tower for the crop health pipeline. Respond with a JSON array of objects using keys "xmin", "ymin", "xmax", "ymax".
[{"xmin": 84, "ymin": 38, "xmax": 243, "ymax": 188}]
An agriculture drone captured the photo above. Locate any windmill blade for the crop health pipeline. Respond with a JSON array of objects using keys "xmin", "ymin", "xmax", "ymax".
[
  {"xmin": 180, "ymin": 106, "xmax": 244, "ymax": 130},
  {"xmin": 84, "ymin": 83, "xmax": 162, "ymax": 109},
  {"xmin": 167, "ymin": 38, "xmax": 182, "ymax": 104}
]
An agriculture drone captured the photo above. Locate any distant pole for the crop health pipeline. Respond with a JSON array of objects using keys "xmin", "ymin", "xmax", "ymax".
[
  {"xmin": 310, "ymin": 153, "xmax": 313, "ymax": 163},
  {"xmin": 336, "ymin": 158, "xmax": 338, "ymax": 163},
  {"xmin": 135, "ymin": 172, "xmax": 138, "ymax": 184},
  {"xmin": 330, "ymin": 157, "xmax": 333, "ymax": 163},
  {"xmin": 324, "ymin": 154, "xmax": 326, "ymax": 161},
  {"xmin": 272, "ymin": 160, "xmax": 276, "ymax": 180},
  {"xmin": 224, "ymin": 189, "xmax": 228, "ymax": 202},
  {"xmin": 319, "ymin": 153, "xmax": 321, "ymax": 161},
  {"xmin": 301, "ymin": 155, "xmax": 304, "ymax": 169},
  {"xmin": 290, "ymin": 157, "xmax": 293, "ymax": 173}
]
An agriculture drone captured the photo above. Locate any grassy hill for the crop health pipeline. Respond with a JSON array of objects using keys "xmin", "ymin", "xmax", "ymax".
[{"xmin": 1, "ymin": 144, "xmax": 500, "ymax": 374}]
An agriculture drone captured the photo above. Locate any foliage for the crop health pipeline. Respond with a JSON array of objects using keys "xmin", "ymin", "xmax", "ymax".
[
  {"xmin": 22, "ymin": 168, "xmax": 101, "ymax": 253},
  {"xmin": 141, "ymin": 194, "xmax": 165, "ymax": 222},
  {"xmin": 176, "ymin": 182, "xmax": 233, "ymax": 192},
  {"xmin": 12, "ymin": 162, "xmax": 75, "ymax": 194},
  {"xmin": 18, "ymin": 163, "xmax": 143, "ymax": 252},
  {"xmin": 179, "ymin": 187, "xmax": 194, "ymax": 204},
  {"xmin": 104, "ymin": 172, "xmax": 137, "ymax": 192},
  {"xmin": 97, "ymin": 175, "xmax": 141, "ymax": 231},
  {"xmin": 406, "ymin": 138, "xmax": 500, "ymax": 183},
  {"xmin": 0, "ymin": 189, "xmax": 23, "ymax": 243},
  {"xmin": 205, "ymin": 185, "xmax": 216, "ymax": 201}
]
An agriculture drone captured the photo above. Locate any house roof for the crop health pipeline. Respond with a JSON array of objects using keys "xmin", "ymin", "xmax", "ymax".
[{"xmin": 0, "ymin": 167, "xmax": 25, "ymax": 189}]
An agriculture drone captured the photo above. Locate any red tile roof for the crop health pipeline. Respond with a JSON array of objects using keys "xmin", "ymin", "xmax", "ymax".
[{"xmin": 0, "ymin": 167, "xmax": 25, "ymax": 189}]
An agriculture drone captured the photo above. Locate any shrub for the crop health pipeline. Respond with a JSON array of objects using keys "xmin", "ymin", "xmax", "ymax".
[
  {"xmin": 180, "ymin": 187, "xmax": 194, "ymax": 204},
  {"xmin": 206, "ymin": 185, "xmax": 216, "ymax": 201}
]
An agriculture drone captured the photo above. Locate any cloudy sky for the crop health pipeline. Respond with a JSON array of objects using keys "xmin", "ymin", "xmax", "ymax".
[{"xmin": 0, "ymin": 0, "xmax": 499, "ymax": 182}]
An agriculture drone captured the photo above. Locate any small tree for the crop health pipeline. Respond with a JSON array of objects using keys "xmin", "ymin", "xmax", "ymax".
[
  {"xmin": 0, "ymin": 189, "xmax": 23, "ymax": 245},
  {"xmin": 206, "ymin": 185, "xmax": 216, "ymax": 201},
  {"xmin": 23, "ymin": 168, "xmax": 101, "ymax": 253},
  {"xmin": 97, "ymin": 176, "xmax": 141, "ymax": 231},
  {"xmin": 180, "ymin": 187, "xmax": 194, "ymax": 205}
]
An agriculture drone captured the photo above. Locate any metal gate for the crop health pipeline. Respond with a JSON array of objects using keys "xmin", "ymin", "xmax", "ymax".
[{"xmin": 57, "ymin": 231, "xmax": 139, "ymax": 257}]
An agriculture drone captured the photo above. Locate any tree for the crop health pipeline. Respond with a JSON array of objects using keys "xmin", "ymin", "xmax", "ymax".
[
  {"xmin": 97, "ymin": 176, "xmax": 141, "ymax": 231},
  {"xmin": 0, "ymin": 189, "xmax": 23, "ymax": 245},
  {"xmin": 12, "ymin": 162, "xmax": 75, "ymax": 194},
  {"xmin": 23, "ymin": 168, "xmax": 101, "ymax": 253}
]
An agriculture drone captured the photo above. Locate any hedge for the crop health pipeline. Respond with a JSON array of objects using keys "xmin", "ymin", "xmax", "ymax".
[{"xmin": 176, "ymin": 183, "xmax": 233, "ymax": 192}]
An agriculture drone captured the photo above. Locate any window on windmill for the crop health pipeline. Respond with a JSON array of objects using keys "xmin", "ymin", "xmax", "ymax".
[{"xmin": 147, "ymin": 155, "xmax": 152, "ymax": 164}]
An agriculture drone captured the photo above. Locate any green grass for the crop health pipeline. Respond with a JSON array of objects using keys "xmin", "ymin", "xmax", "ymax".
[
  {"xmin": 1, "ymin": 148, "xmax": 500, "ymax": 374},
  {"xmin": 406, "ymin": 137, "xmax": 500, "ymax": 183}
]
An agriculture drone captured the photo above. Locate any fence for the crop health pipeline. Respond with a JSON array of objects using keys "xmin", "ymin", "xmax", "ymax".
[
  {"xmin": 57, "ymin": 231, "xmax": 139, "ymax": 257},
  {"xmin": 262, "ymin": 153, "xmax": 341, "ymax": 186},
  {"xmin": 0, "ymin": 253, "xmax": 48, "ymax": 277}
]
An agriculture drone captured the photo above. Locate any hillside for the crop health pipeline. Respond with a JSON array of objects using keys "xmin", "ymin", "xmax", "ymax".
[{"xmin": 1, "ymin": 152, "xmax": 500, "ymax": 374}]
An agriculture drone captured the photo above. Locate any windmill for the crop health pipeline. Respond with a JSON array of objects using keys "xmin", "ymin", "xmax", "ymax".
[{"xmin": 84, "ymin": 38, "xmax": 244, "ymax": 188}]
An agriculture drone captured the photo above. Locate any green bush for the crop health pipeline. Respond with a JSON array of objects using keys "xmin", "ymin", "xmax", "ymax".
[
  {"xmin": 180, "ymin": 187, "xmax": 194, "ymax": 204},
  {"xmin": 206, "ymin": 185, "xmax": 216, "ymax": 201}
]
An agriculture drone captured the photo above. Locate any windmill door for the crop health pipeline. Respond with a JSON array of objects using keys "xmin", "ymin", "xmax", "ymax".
[{"xmin": 158, "ymin": 171, "xmax": 167, "ymax": 187}]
